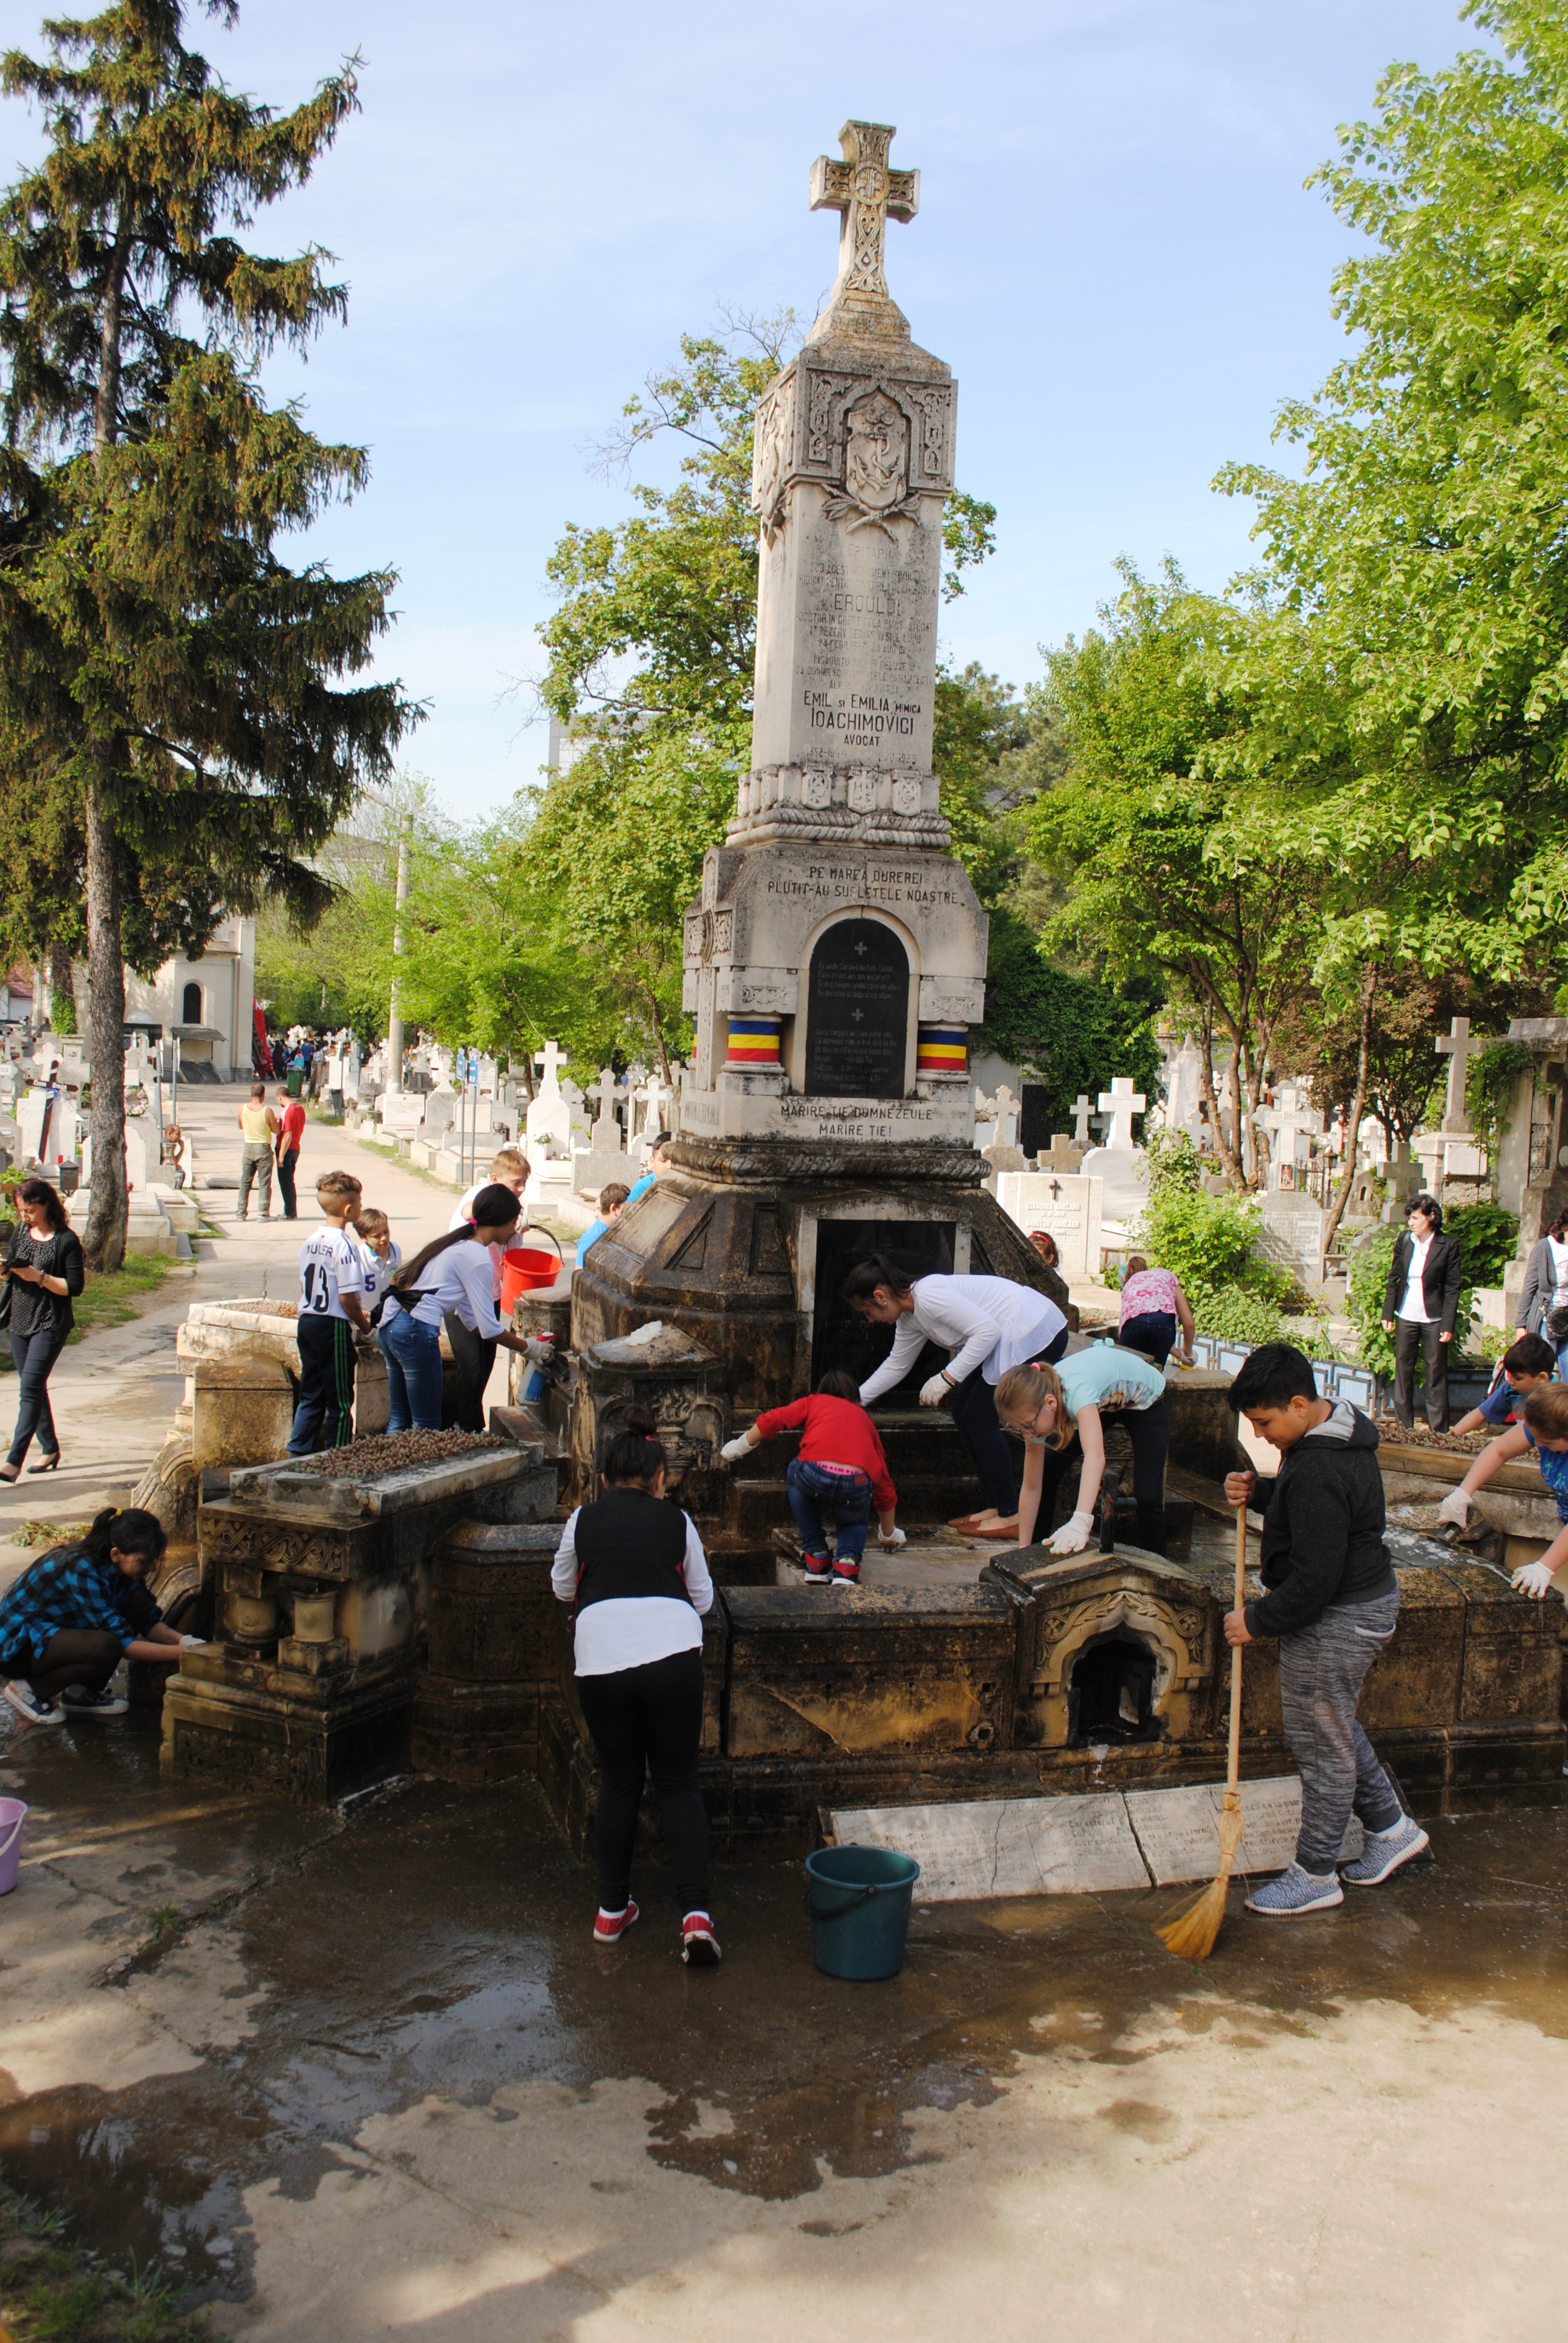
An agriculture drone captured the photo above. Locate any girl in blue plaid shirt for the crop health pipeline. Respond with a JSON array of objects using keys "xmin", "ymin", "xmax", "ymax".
[{"xmin": 0, "ymin": 1509, "xmax": 201, "ymax": 1726}]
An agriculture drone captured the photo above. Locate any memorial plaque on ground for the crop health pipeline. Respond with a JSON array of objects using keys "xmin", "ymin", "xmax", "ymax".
[
  {"xmin": 803, "ymin": 917, "xmax": 909, "ymax": 1098},
  {"xmin": 1123, "ymin": 1774, "xmax": 1364, "ymax": 1885},
  {"xmin": 830, "ymin": 1792, "xmax": 1150, "ymax": 1899}
]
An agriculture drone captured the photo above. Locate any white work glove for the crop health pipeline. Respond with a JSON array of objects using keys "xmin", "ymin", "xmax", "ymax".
[
  {"xmin": 1436, "ymin": 1487, "xmax": 1472, "ymax": 1530},
  {"xmin": 878, "ymin": 1527, "xmax": 907, "ymax": 1548},
  {"xmin": 1047, "ymin": 1510, "xmax": 1095, "ymax": 1556},
  {"xmin": 919, "ymin": 1372, "xmax": 952, "ymax": 1408},
  {"xmin": 719, "ymin": 1434, "xmax": 753, "ymax": 1464},
  {"xmin": 178, "ymin": 1634, "xmax": 206, "ymax": 1650},
  {"xmin": 1512, "ymin": 1561, "xmax": 1558, "ymax": 1600}
]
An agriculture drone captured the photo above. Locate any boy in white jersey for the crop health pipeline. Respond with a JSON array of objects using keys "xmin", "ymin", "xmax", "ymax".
[{"xmin": 288, "ymin": 1171, "xmax": 369, "ymax": 1457}]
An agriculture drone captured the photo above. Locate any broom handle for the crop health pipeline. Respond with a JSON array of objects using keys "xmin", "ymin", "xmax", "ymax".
[{"xmin": 1226, "ymin": 1497, "xmax": 1247, "ymax": 1797}]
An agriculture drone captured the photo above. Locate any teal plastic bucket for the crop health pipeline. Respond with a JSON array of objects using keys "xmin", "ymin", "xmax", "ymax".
[{"xmin": 803, "ymin": 1844, "xmax": 920, "ymax": 1980}]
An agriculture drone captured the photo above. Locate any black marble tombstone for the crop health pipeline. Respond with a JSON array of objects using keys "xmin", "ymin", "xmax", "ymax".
[{"xmin": 803, "ymin": 919, "xmax": 909, "ymax": 1098}]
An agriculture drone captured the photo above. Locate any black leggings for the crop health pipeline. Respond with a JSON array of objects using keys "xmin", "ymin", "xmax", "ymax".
[
  {"xmin": 947, "ymin": 1322, "xmax": 1070, "ymax": 1516},
  {"xmin": 443, "ymin": 1311, "xmax": 497, "ymax": 1434},
  {"xmin": 575, "ymin": 1647, "xmax": 708, "ymax": 1915},
  {"xmin": 1031, "ymin": 1394, "xmax": 1171, "ymax": 1555},
  {"xmin": 2, "ymin": 1628, "xmax": 123, "ymax": 1699}
]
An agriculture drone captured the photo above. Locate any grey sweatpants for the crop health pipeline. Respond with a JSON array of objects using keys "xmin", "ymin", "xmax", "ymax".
[{"xmin": 1278, "ymin": 1589, "xmax": 1403, "ymax": 1873}]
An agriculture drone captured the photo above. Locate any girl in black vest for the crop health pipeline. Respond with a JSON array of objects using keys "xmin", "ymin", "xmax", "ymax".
[{"xmin": 551, "ymin": 1404, "xmax": 719, "ymax": 1965}]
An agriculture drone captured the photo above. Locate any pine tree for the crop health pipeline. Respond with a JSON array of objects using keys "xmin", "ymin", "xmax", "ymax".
[{"xmin": 0, "ymin": 3, "xmax": 417, "ymax": 1264}]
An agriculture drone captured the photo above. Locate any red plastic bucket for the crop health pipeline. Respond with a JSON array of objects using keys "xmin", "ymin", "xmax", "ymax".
[{"xmin": 500, "ymin": 1233, "xmax": 563, "ymax": 1311}]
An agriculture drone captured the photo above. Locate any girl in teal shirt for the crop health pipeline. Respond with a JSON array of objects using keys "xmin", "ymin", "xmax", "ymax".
[{"xmin": 996, "ymin": 1346, "xmax": 1169, "ymax": 1556}]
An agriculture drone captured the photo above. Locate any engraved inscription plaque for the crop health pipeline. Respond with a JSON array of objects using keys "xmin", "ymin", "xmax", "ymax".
[{"xmin": 804, "ymin": 919, "xmax": 909, "ymax": 1098}]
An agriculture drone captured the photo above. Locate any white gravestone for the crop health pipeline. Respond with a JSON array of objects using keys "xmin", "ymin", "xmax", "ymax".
[
  {"xmin": 994, "ymin": 1170, "xmax": 1104, "ymax": 1279},
  {"xmin": 1255, "ymin": 1081, "xmax": 1323, "ymax": 1191},
  {"xmin": 572, "ymin": 1067, "xmax": 630, "ymax": 1197},
  {"xmin": 1071, "ymin": 1093, "xmax": 1093, "ymax": 1145},
  {"xmin": 1097, "ymin": 1076, "xmax": 1146, "ymax": 1152},
  {"xmin": 525, "ymin": 1040, "xmax": 574, "ymax": 1159},
  {"xmin": 1436, "ymin": 1014, "xmax": 1486, "ymax": 1135},
  {"xmin": 1123, "ymin": 1774, "xmax": 1364, "ymax": 1886},
  {"xmin": 14, "ymin": 1090, "xmax": 48, "ymax": 1167},
  {"xmin": 422, "ymin": 1081, "xmax": 459, "ymax": 1141},
  {"xmin": 1079, "ymin": 1144, "xmax": 1148, "ymax": 1235},
  {"xmin": 380, "ymin": 1095, "xmax": 424, "ymax": 1138},
  {"xmin": 1037, "ymin": 1133, "xmax": 1086, "ymax": 1175}
]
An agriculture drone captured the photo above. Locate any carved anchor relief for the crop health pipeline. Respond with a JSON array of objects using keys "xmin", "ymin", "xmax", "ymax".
[{"xmin": 823, "ymin": 390, "xmax": 921, "ymax": 539}]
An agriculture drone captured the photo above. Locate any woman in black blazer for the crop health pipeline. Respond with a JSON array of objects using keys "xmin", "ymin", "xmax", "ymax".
[
  {"xmin": 2, "ymin": 1178, "xmax": 85, "ymax": 1480},
  {"xmin": 1380, "ymin": 1193, "xmax": 1463, "ymax": 1432}
]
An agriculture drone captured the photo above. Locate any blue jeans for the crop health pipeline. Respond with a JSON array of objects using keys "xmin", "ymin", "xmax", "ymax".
[
  {"xmin": 1120, "ymin": 1310, "xmax": 1177, "ymax": 1365},
  {"xmin": 378, "ymin": 1306, "xmax": 444, "ymax": 1432},
  {"xmin": 786, "ymin": 1456, "xmax": 874, "ymax": 1564},
  {"xmin": 8, "ymin": 1325, "xmax": 67, "ymax": 1466}
]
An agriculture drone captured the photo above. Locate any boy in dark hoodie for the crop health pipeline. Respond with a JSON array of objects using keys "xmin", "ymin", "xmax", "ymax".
[{"xmin": 1222, "ymin": 1344, "xmax": 1429, "ymax": 1916}]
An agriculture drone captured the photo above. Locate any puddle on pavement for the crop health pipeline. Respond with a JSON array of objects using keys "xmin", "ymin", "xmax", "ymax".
[{"xmin": 1, "ymin": 1753, "xmax": 1566, "ymax": 2308}]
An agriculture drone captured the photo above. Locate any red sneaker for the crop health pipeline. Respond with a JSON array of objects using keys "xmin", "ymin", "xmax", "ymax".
[
  {"xmin": 831, "ymin": 1561, "xmax": 860, "ymax": 1587},
  {"xmin": 802, "ymin": 1552, "xmax": 832, "ymax": 1581},
  {"xmin": 592, "ymin": 1900, "xmax": 639, "ymax": 1944},
  {"xmin": 681, "ymin": 1912, "xmax": 722, "ymax": 1967}
]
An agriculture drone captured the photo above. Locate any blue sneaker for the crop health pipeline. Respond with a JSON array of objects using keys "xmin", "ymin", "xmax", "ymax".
[
  {"xmin": 1340, "ymin": 1816, "xmax": 1430, "ymax": 1887},
  {"xmin": 1246, "ymin": 1863, "xmax": 1344, "ymax": 1917},
  {"xmin": 60, "ymin": 1684, "xmax": 129, "ymax": 1719}
]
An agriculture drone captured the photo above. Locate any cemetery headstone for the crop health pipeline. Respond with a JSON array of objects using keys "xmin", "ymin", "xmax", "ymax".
[
  {"xmin": 1071, "ymin": 1093, "xmax": 1093, "ymax": 1145},
  {"xmin": 994, "ymin": 1170, "xmax": 1105, "ymax": 1280},
  {"xmin": 525, "ymin": 1038, "xmax": 574, "ymax": 1159}
]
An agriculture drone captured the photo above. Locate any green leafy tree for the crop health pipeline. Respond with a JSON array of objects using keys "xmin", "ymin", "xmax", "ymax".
[
  {"xmin": 1218, "ymin": 0, "xmax": 1568, "ymax": 981},
  {"xmin": 975, "ymin": 905, "xmax": 1161, "ymax": 1135},
  {"xmin": 1028, "ymin": 563, "xmax": 1322, "ymax": 1189},
  {"xmin": 0, "ymin": 3, "xmax": 416, "ymax": 1264}
]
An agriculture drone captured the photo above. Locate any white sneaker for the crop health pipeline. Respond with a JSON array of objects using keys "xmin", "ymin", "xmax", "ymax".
[
  {"xmin": 1341, "ymin": 1816, "xmax": 1431, "ymax": 1886},
  {"xmin": 4, "ymin": 1681, "xmax": 62, "ymax": 1727},
  {"xmin": 1246, "ymin": 1862, "xmax": 1345, "ymax": 1916}
]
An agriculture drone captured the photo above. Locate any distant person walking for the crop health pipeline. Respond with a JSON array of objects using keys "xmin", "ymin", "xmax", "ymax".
[
  {"xmin": 273, "ymin": 1086, "xmax": 306, "ymax": 1219},
  {"xmin": 1, "ymin": 1178, "xmax": 85, "ymax": 1483},
  {"xmin": 235, "ymin": 1083, "xmax": 278, "ymax": 1221}
]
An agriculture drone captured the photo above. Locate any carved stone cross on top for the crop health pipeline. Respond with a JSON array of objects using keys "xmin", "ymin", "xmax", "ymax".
[
  {"xmin": 1436, "ymin": 1015, "xmax": 1486, "ymax": 1134},
  {"xmin": 810, "ymin": 120, "xmax": 920, "ymax": 305}
]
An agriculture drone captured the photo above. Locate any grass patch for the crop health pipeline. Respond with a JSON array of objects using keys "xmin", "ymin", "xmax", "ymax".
[
  {"xmin": 12, "ymin": 1520, "xmax": 91, "ymax": 1550},
  {"xmin": 67, "ymin": 1252, "xmax": 185, "ymax": 1343},
  {"xmin": 0, "ymin": 2180, "xmax": 210, "ymax": 2341},
  {"xmin": 0, "ymin": 1251, "xmax": 184, "ymax": 1374}
]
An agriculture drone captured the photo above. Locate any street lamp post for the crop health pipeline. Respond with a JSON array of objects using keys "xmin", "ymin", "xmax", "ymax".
[{"xmin": 385, "ymin": 811, "xmax": 411, "ymax": 1097}]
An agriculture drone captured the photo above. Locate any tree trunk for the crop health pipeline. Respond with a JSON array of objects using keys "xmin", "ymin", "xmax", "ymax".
[
  {"xmin": 1319, "ymin": 965, "xmax": 1378, "ymax": 1277},
  {"xmin": 82, "ymin": 767, "xmax": 128, "ymax": 1271},
  {"xmin": 47, "ymin": 940, "xmax": 77, "ymax": 1034}
]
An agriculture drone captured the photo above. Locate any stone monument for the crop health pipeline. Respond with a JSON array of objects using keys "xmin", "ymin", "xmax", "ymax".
[{"xmin": 575, "ymin": 119, "xmax": 1052, "ymax": 1416}]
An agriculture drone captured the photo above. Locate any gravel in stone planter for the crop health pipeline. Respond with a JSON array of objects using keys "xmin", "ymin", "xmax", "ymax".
[{"xmin": 298, "ymin": 1429, "xmax": 503, "ymax": 1477}]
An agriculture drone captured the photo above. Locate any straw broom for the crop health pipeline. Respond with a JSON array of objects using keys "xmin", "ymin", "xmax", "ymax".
[{"xmin": 1155, "ymin": 1498, "xmax": 1249, "ymax": 1961}]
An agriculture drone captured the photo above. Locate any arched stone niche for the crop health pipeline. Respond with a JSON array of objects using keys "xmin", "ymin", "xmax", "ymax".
[
  {"xmin": 1026, "ymin": 1579, "xmax": 1215, "ymax": 1749},
  {"xmin": 801, "ymin": 914, "xmax": 914, "ymax": 1098}
]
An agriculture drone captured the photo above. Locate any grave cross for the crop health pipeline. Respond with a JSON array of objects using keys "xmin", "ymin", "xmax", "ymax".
[
  {"xmin": 1255, "ymin": 1082, "xmax": 1322, "ymax": 1182},
  {"xmin": 587, "ymin": 1067, "xmax": 621, "ymax": 1138},
  {"xmin": 1071, "ymin": 1093, "xmax": 1093, "ymax": 1145},
  {"xmin": 1097, "ymin": 1076, "xmax": 1146, "ymax": 1152},
  {"xmin": 534, "ymin": 1038, "xmax": 567, "ymax": 1095},
  {"xmin": 810, "ymin": 119, "xmax": 920, "ymax": 303},
  {"xmin": 1435, "ymin": 1015, "xmax": 1486, "ymax": 1134}
]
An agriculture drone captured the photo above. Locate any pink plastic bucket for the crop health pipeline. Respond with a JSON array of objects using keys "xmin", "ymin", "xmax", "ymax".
[{"xmin": 0, "ymin": 1798, "xmax": 28, "ymax": 1895}]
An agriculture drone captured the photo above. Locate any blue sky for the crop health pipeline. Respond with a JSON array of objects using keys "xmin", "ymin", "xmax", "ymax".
[{"xmin": 1, "ymin": 0, "xmax": 1468, "ymax": 821}]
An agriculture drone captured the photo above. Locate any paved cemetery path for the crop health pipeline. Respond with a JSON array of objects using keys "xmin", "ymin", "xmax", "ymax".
[
  {"xmin": 0, "ymin": 1709, "xmax": 1564, "ymax": 2341},
  {"xmin": 0, "ymin": 1083, "xmax": 541, "ymax": 1555}
]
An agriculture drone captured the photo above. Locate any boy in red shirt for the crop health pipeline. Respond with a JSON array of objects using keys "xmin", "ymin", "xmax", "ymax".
[{"xmin": 722, "ymin": 1368, "xmax": 903, "ymax": 1586}]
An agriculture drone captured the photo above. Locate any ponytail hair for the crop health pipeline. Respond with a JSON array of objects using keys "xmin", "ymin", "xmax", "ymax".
[
  {"xmin": 995, "ymin": 1360, "xmax": 1076, "ymax": 1448},
  {"xmin": 840, "ymin": 1251, "xmax": 927, "ymax": 1305},
  {"xmin": 79, "ymin": 1506, "xmax": 168, "ymax": 1567},
  {"xmin": 601, "ymin": 1401, "xmax": 666, "ymax": 1487},
  {"xmin": 393, "ymin": 1181, "xmax": 522, "ymax": 1295}
]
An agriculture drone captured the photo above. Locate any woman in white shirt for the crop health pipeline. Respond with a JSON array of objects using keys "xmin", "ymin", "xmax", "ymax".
[
  {"xmin": 845, "ymin": 1253, "xmax": 1068, "ymax": 1540},
  {"xmin": 995, "ymin": 1348, "xmax": 1171, "ymax": 1556},
  {"xmin": 552, "ymin": 1404, "xmax": 720, "ymax": 1968},
  {"xmin": 377, "ymin": 1184, "xmax": 532, "ymax": 1432}
]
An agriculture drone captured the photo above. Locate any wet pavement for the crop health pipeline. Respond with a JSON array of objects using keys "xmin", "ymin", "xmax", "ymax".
[{"xmin": 2, "ymin": 1697, "xmax": 1567, "ymax": 2339}]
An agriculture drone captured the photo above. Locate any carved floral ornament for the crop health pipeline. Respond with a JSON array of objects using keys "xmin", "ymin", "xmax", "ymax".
[{"xmin": 753, "ymin": 369, "xmax": 950, "ymax": 546}]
